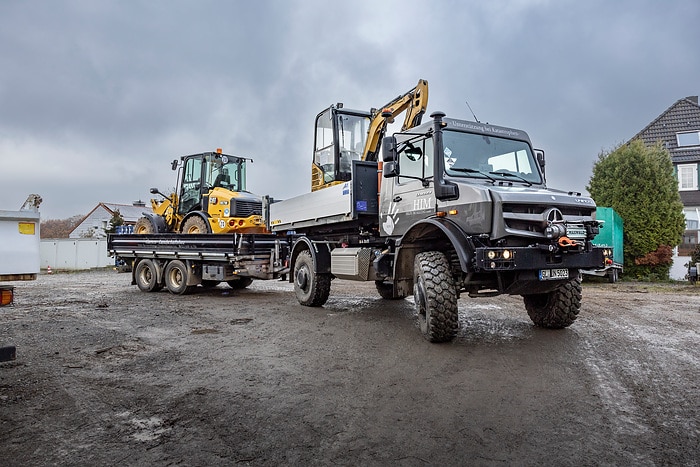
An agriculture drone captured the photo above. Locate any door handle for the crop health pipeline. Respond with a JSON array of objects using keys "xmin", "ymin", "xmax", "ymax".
[{"xmin": 393, "ymin": 196, "xmax": 402, "ymax": 202}]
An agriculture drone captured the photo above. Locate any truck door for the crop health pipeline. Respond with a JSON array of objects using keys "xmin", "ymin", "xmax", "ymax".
[
  {"xmin": 380, "ymin": 136, "xmax": 435, "ymax": 237},
  {"xmin": 178, "ymin": 155, "xmax": 204, "ymax": 214}
]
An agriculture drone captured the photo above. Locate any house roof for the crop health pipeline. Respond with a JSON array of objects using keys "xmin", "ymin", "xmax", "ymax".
[
  {"xmin": 99, "ymin": 202, "xmax": 152, "ymax": 222},
  {"xmin": 68, "ymin": 202, "xmax": 152, "ymax": 237},
  {"xmin": 631, "ymin": 96, "xmax": 700, "ymax": 164}
]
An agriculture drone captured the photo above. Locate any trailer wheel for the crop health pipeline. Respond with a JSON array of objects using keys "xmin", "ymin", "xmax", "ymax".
[
  {"xmin": 375, "ymin": 281, "xmax": 406, "ymax": 300},
  {"xmin": 181, "ymin": 216, "xmax": 210, "ymax": 234},
  {"xmin": 523, "ymin": 276, "xmax": 582, "ymax": 328},
  {"xmin": 134, "ymin": 217, "xmax": 155, "ymax": 234},
  {"xmin": 164, "ymin": 260, "xmax": 192, "ymax": 295},
  {"xmin": 413, "ymin": 251, "xmax": 459, "ymax": 342},
  {"xmin": 608, "ymin": 268, "xmax": 619, "ymax": 284},
  {"xmin": 294, "ymin": 250, "xmax": 331, "ymax": 307},
  {"xmin": 227, "ymin": 277, "xmax": 253, "ymax": 289},
  {"xmin": 134, "ymin": 259, "xmax": 162, "ymax": 292}
]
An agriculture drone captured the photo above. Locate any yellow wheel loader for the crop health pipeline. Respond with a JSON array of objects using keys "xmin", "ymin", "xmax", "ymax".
[{"xmin": 135, "ymin": 149, "xmax": 266, "ymax": 234}]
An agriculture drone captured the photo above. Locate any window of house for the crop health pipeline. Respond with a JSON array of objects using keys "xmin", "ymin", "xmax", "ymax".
[
  {"xmin": 678, "ymin": 164, "xmax": 698, "ymax": 191},
  {"xmin": 676, "ymin": 131, "xmax": 700, "ymax": 147}
]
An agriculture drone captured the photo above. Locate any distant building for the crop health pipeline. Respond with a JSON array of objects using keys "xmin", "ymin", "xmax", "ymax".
[
  {"xmin": 631, "ymin": 96, "xmax": 700, "ymax": 257},
  {"xmin": 69, "ymin": 201, "xmax": 151, "ymax": 238}
]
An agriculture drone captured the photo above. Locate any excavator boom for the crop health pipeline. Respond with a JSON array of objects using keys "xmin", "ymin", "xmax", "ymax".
[{"xmin": 363, "ymin": 79, "xmax": 428, "ymax": 162}]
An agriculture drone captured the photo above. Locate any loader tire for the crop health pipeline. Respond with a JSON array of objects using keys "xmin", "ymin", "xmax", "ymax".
[
  {"xmin": 413, "ymin": 251, "xmax": 459, "ymax": 343},
  {"xmin": 164, "ymin": 260, "xmax": 193, "ymax": 295},
  {"xmin": 134, "ymin": 259, "xmax": 162, "ymax": 292},
  {"xmin": 134, "ymin": 217, "xmax": 155, "ymax": 235},
  {"xmin": 181, "ymin": 216, "xmax": 210, "ymax": 234},
  {"xmin": 227, "ymin": 277, "xmax": 253, "ymax": 289},
  {"xmin": 294, "ymin": 250, "xmax": 331, "ymax": 307},
  {"xmin": 523, "ymin": 276, "xmax": 582, "ymax": 328}
]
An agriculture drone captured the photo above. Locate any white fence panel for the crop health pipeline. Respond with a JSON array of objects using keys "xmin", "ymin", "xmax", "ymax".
[{"xmin": 40, "ymin": 239, "xmax": 111, "ymax": 270}]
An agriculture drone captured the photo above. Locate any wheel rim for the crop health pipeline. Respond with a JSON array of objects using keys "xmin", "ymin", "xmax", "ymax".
[
  {"xmin": 169, "ymin": 269, "xmax": 183, "ymax": 287},
  {"xmin": 414, "ymin": 276, "xmax": 428, "ymax": 328},
  {"xmin": 296, "ymin": 267, "xmax": 309, "ymax": 292}
]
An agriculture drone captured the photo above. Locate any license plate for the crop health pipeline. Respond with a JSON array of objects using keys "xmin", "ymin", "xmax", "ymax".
[
  {"xmin": 566, "ymin": 227, "xmax": 586, "ymax": 239},
  {"xmin": 539, "ymin": 268, "xmax": 569, "ymax": 280}
]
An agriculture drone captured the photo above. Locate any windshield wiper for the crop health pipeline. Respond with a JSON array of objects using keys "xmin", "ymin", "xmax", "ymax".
[
  {"xmin": 489, "ymin": 170, "xmax": 533, "ymax": 186},
  {"xmin": 449, "ymin": 167, "xmax": 495, "ymax": 183}
]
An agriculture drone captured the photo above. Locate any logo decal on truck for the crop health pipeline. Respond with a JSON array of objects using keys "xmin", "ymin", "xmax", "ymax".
[{"xmin": 382, "ymin": 202, "xmax": 400, "ymax": 235}]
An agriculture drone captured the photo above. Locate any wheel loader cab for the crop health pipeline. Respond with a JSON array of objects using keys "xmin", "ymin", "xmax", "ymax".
[{"xmin": 176, "ymin": 152, "xmax": 247, "ymax": 215}]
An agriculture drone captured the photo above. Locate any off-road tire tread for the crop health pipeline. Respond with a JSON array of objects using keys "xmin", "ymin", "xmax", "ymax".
[
  {"xmin": 523, "ymin": 277, "xmax": 582, "ymax": 328},
  {"xmin": 414, "ymin": 251, "xmax": 459, "ymax": 342}
]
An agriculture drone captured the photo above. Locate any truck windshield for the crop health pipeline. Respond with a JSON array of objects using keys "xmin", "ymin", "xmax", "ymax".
[{"xmin": 442, "ymin": 130, "xmax": 542, "ymax": 185}]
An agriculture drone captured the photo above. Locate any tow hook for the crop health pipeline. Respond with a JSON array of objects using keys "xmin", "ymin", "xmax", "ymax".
[{"xmin": 558, "ymin": 236, "xmax": 579, "ymax": 248}]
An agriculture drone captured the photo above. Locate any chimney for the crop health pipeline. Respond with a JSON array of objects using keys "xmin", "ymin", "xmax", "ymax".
[
  {"xmin": 133, "ymin": 199, "xmax": 146, "ymax": 207},
  {"xmin": 686, "ymin": 96, "xmax": 699, "ymax": 105}
]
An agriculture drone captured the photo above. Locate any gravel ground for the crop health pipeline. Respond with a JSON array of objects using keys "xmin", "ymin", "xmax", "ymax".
[{"xmin": 1, "ymin": 269, "xmax": 699, "ymax": 466}]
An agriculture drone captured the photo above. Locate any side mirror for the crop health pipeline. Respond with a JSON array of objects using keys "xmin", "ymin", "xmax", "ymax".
[
  {"xmin": 171, "ymin": 160, "xmax": 178, "ymax": 170},
  {"xmin": 149, "ymin": 187, "xmax": 159, "ymax": 194},
  {"xmin": 535, "ymin": 149, "xmax": 545, "ymax": 171},
  {"xmin": 382, "ymin": 136, "xmax": 397, "ymax": 162},
  {"xmin": 383, "ymin": 160, "xmax": 399, "ymax": 178}
]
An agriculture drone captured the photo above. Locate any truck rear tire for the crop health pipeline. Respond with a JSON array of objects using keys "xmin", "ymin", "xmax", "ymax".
[
  {"xmin": 523, "ymin": 276, "xmax": 582, "ymax": 328},
  {"xmin": 375, "ymin": 281, "xmax": 405, "ymax": 300},
  {"xmin": 293, "ymin": 250, "xmax": 331, "ymax": 307},
  {"xmin": 134, "ymin": 217, "xmax": 155, "ymax": 234},
  {"xmin": 227, "ymin": 277, "xmax": 253, "ymax": 289},
  {"xmin": 181, "ymin": 216, "xmax": 210, "ymax": 234},
  {"xmin": 164, "ymin": 260, "xmax": 193, "ymax": 295},
  {"xmin": 413, "ymin": 251, "xmax": 459, "ymax": 342},
  {"xmin": 134, "ymin": 259, "xmax": 162, "ymax": 292},
  {"xmin": 608, "ymin": 268, "xmax": 619, "ymax": 284}
]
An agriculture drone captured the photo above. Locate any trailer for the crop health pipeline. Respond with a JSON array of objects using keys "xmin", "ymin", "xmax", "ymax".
[
  {"xmin": 107, "ymin": 233, "xmax": 290, "ymax": 294},
  {"xmin": 582, "ymin": 207, "xmax": 623, "ymax": 283}
]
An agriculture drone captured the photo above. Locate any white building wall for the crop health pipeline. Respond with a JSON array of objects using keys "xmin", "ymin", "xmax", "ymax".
[{"xmin": 40, "ymin": 239, "xmax": 112, "ymax": 270}]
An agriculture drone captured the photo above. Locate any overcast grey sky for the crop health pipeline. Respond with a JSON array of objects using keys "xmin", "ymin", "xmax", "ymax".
[{"xmin": 1, "ymin": 0, "xmax": 698, "ymax": 220}]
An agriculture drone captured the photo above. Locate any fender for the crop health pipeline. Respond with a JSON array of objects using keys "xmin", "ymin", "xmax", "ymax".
[
  {"xmin": 181, "ymin": 211, "xmax": 212, "ymax": 233},
  {"xmin": 289, "ymin": 236, "xmax": 332, "ymax": 276},
  {"xmin": 142, "ymin": 213, "xmax": 168, "ymax": 233},
  {"xmin": 398, "ymin": 217, "xmax": 474, "ymax": 273}
]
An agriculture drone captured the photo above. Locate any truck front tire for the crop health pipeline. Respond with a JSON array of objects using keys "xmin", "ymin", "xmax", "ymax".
[
  {"xmin": 413, "ymin": 251, "xmax": 459, "ymax": 342},
  {"xmin": 293, "ymin": 250, "xmax": 331, "ymax": 307},
  {"xmin": 523, "ymin": 276, "xmax": 582, "ymax": 328}
]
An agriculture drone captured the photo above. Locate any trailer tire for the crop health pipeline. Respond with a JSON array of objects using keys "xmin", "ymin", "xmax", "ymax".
[
  {"xmin": 134, "ymin": 259, "xmax": 162, "ymax": 292},
  {"xmin": 227, "ymin": 277, "xmax": 253, "ymax": 289},
  {"xmin": 134, "ymin": 217, "xmax": 155, "ymax": 235},
  {"xmin": 375, "ymin": 281, "xmax": 405, "ymax": 300},
  {"xmin": 413, "ymin": 251, "xmax": 459, "ymax": 343},
  {"xmin": 164, "ymin": 260, "xmax": 193, "ymax": 295},
  {"xmin": 181, "ymin": 216, "xmax": 210, "ymax": 234},
  {"xmin": 608, "ymin": 268, "xmax": 619, "ymax": 284},
  {"xmin": 294, "ymin": 250, "xmax": 331, "ymax": 307},
  {"xmin": 523, "ymin": 276, "xmax": 582, "ymax": 328}
]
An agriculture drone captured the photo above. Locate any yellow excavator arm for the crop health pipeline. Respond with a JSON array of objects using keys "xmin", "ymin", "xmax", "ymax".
[{"xmin": 362, "ymin": 79, "xmax": 428, "ymax": 162}]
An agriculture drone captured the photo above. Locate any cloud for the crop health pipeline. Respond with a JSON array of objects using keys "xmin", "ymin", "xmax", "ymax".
[{"xmin": 0, "ymin": 0, "xmax": 698, "ymax": 218}]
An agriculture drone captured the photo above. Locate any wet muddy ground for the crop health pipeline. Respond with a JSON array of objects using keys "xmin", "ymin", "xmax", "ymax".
[{"xmin": 1, "ymin": 269, "xmax": 699, "ymax": 466}]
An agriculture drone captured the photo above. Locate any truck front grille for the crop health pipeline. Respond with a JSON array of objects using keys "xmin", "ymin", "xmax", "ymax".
[{"xmin": 501, "ymin": 203, "xmax": 595, "ymax": 237}]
